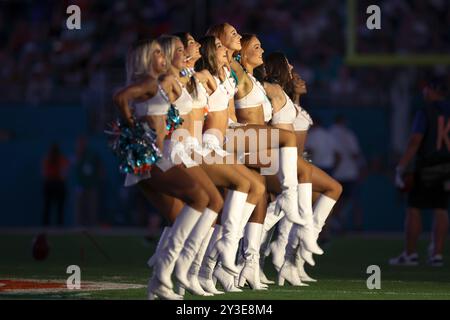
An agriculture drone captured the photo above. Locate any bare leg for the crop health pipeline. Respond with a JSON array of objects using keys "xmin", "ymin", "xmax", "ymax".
[
  {"xmin": 312, "ymin": 192, "xmax": 321, "ymax": 204},
  {"xmin": 139, "ymin": 190, "xmax": 184, "ymax": 224},
  {"xmin": 232, "ymin": 165, "xmax": 266, "ymax": 206},
  {"xmin": 200, "ymin": 163, "xmax": 251, "ymax": 194},
  {"xmin": 311, "ymin": 165, "xmax": 343, "ymax": 201},
  {"xmin": 237, "ymin": 168, "xmax": 267, "ymax": 223},
  {"xmin": 183, "ymin": 166, "xmax": 224, "ymax": 213},
  {"xmin": 226, "ymin": 124, "xmax": 310, "ymax": 227},
  {"xmin": 138, "ymin": 165, "xmax": 209, "ymax": 212}
]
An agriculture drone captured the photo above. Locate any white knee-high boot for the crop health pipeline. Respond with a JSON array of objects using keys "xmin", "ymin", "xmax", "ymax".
[
  {"xmin": 147, "ymin": 226, "xmax": 171, "ymax": 268},
  {"xmin": 239, "ymin": 222, "xmax": 267, "ymax": 290},
  {"xmin": 235, "ymin": 202, "xmax": 257, "ymax": 285},
  {"xmin": 299, "ymin": 244, "xmax": 315, "ymax": 266},
  {"xmin": 298, "ymin": 183, "xmax": 323, "ymax": 255},
  {"xmin": 277, "ymin": 224, "xmax": 308, "ymax": 287},
  {"xmin": 147, "ymin": 276, "xmax": 183, "ymax": 300},
  {"xmin": 198, "ymin": 225, "xmax": 224, "ymax": 294},
  {"xmin": 264, "ymin": 200, "xmax": 285, "ymax": 232},
  {"xmin": 269, "ymin": 217, "xmax": 293, "ymax": 271},
  {"xmin": 175, "ymin": 208, "xmax": 218, "ymax": 295},
  {"xmin": 257, "ymin": 200, "xmax": 281, "ymax": 285},
  {"xmin": 259, "ymin": 224, "xmax": 275, "ymax": 285},
  {"xmin": 155, "ymin": 205, "xmax": 202, "ymax": 289},
  {"xmin": 238, "ymin": 202, "xmax": 257, "ymax": 239},
  {"xmin": 313, "ymin": 194, "xmax": 337, "ymax": 236},
  {"xmin": 215, "ymin": 190, "xmax": 248, "ymax": 275},
  {"xmin": 276, "ymin": 147, "xmax": 306, "ymax": 225},
  {"xmin": 296, "ymin": 247, "xmax": 317, "ymax": 282},
  {"xmin": 187, "ymin": 227, "xmax": 220, "ymax": 295},
  {"xmin": 299, "ymin": 195, "xmax": 337, "ymax": 267}
]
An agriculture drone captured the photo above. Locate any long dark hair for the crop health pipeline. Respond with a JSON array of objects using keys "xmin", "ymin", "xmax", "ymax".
[
  {"xmin": 253, "ymin": 65, "xmax": 266, "ymax": 83},
  {"xmin": 206, "ymin": 23, "xmax": 229, "ymax": 41},
  {"xmin": 172, "ymin": 32, "xmax": 197, "ymax": 98},
  {"xmin": 195, "ymin": 36, "xmax": 220, "ymax": 77},
  {"xmin": 263, "ymin": 52, "xmax": 291, "ymax": 90}
]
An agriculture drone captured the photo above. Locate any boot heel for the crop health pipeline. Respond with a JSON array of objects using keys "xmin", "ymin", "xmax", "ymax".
[
  {"xmin": 175, "ymin": 282, "xmax": 185, "ymax": 296},
  {"xmin": 147, "ymin": 254, "xmax": 156, "ymax": 268},
  {"xmin": 274, "ymin": 201, "xmax": 282, "ymax": 217},
  {"xmin": 245, "ymin": 276, "xmax": 258, "ymax": 290},
  {"xmin": 238, "ymin": 274, "xmax": 247, "ymax": 288},
  {"xmin": 300, "ymin": 247, "xmax": 316, "ymax": 266},
  {"xmin": 277, "ymin": 275, "xmax": 285, "ymax": 286}
]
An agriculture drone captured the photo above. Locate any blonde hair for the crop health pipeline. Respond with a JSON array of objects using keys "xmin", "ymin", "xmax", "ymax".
[
  {"xmin": 126, "ymin": 39, "xmax": 159, "ymax": 84},
  {"xmin": 157, "ymin": 35, "xmax": 181, "ymax": 72}
]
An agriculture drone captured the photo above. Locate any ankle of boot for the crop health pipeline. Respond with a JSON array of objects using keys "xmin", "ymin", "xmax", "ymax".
[{"xmin": 244, "ymin": 252, "xmax": 259, "ymax": 263}]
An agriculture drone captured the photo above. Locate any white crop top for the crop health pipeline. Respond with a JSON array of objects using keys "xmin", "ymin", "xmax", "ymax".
[
  {"xmin": 191, "ymin": 78, "xmax": 208, "ymax": 109},
  {"xmin": 207, "ymin": 77, "xmax": 229, "ymax": 112},
  {"xmin": 271, "ymin": 92, "xmax": 297, "ymax": 125},
  {"xmin": 235, "ymin": 73, "xmax": 272, "ymax": 122},
  {"xmin": 172, "ymin": 79, "xmax": 193, "ymax": 116},
  {"xmin": 133, "ymin": 85, "xmax": 170, "ymax": 117},
  {"xmin": 293, "ymin": 104, "xmax": 314, "ymax": 131}
]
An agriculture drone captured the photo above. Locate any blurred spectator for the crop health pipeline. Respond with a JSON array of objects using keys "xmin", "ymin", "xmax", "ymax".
[
  {"xmin": 390, "ymin": 76, "xmax": 449, "ymax": 266},
  {"xmin": 329, "ymin": 115, "xmax": 364, "ymax": 231},
  {"xmin": 25, "ymin": 62, "xmax": 53, "ymax": 107},
  {"xmin": 330, "ymin": 66, "xmax": 357, "ymax": 97},
  {"xmin": 42, "ymin": 143, "xmax": 69, "ymax": 226},
  {"xmin": 305, "ymin": 118, "xmax": 339, "ymax": 175},
  {"xmin": 0, "ymin": 0, "xmax": 447, "ymax": 112},
  {"xmin": 74, "ymin": 136, "xmax": 103, "ymax": 226}
]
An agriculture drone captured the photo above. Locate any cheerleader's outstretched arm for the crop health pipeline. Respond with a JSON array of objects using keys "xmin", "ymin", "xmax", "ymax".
[{"xmin": 113, "ymin": 77, "xmax": 158, "ymax": 127}]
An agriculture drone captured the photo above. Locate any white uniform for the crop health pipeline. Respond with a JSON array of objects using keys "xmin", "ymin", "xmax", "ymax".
[
  {"xmin": 124, "ymin": 86, "xmax": 172, "ymax": 187},
  {"xmin": 292, "ymin": 104, "xmax": 313, "ymax": 131}
]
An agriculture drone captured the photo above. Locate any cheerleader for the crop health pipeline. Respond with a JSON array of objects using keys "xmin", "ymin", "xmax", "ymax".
[
  {"xmin": 172, "ymin": 32, "xmax": 268, "ymax": 292},
  {"xmin": 259, "ymin": 52, "xmax": 343, "ymax": 283},
  {"xmin": 114, "ymin": 39, "xmax": 220, "ymax": 300},
  {"xmin": 176, "ymin": 34, "xmax": 269, "ymax": 290},
  {"xmin": 205, "ymin": 25, "xmax": 323, "ymax": 262},
  {"xmin": 148, "ymin": 35, "xmax": 243, "ymax": 297},
  {"xmin": 209, "ymin": 25, "xmax": 323, "ymax": 260}
]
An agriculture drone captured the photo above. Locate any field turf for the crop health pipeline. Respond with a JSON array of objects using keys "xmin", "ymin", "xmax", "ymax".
[{"xmin": 0, "ymin": 232, "xmax": 449, "ymax": 300}]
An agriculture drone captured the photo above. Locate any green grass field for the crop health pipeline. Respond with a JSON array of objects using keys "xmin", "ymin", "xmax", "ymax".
[{"xmin": 0, "ymin": 232, "xmax": 449, "ymax": 300}]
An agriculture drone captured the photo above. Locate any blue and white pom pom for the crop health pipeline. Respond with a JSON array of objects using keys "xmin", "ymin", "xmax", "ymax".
[
  {"xmin": 166, "ymin": 104, "xmax": 184, "ymax": 135},
  {"xmin": 180, "ymin": 67, "xmax": 195, "ymax": 78},
  {"xmin": 105, "ymin": 119, "xmax": 162, "ymax": 175}
]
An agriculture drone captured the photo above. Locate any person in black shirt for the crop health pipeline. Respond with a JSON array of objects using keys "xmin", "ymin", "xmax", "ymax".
[{"xmin": 390, "ymin": 76, "xmax": 449, "ymax": 267}]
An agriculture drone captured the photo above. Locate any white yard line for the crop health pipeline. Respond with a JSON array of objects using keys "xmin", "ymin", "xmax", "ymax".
[{"xmin": 0, "ymin": 278, "xmax": 145, "ymax": 294}]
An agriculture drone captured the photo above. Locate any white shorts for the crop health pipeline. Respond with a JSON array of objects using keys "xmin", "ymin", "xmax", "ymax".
[
  {"xmin": 163, "ymin": 138, "xmax": 198, "ymax": 169},
  {"xmin": 123, "ymin": 138, "xmax": 199, "ymax": 187},
  {"xmin": 228, "ymin": 118, "xmax": 248, "ymax": 129},
  {"xmin": 184, "ymin": 136, "xmax": 205, "ymax": 162},
  {"xmin": 123, "ymin": 156, "xmax": 173, "ymax": 187},
  {"xmin": 202, "ymin": 133, "xmax": 230, "ymax": 157}
]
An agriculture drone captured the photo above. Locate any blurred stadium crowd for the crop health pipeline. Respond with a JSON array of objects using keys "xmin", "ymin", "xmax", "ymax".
[
  {"xmin": 0, "ymin": 0, "xmax": 448, "ymax": 230},
  {"xmin": 0, "ymin": 0, "xmax": 448, "ymax": 108}
]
